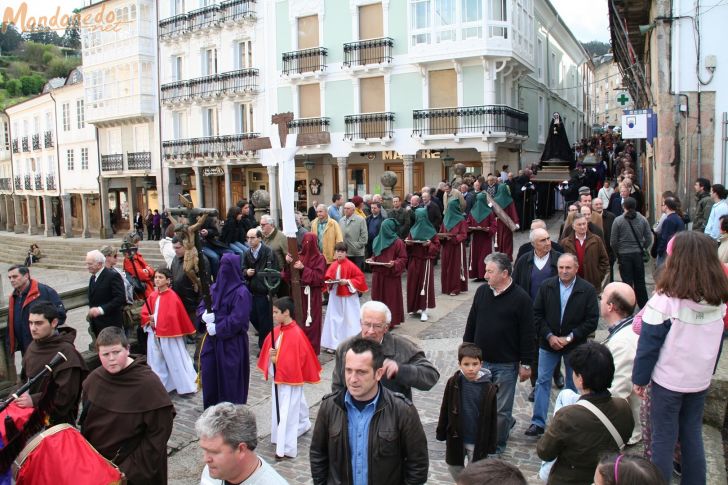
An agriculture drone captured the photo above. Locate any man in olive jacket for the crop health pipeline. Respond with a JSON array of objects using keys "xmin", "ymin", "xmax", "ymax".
[{"xmin": 311, "ymin": 338, "xmax": 428, "ymax": 485}]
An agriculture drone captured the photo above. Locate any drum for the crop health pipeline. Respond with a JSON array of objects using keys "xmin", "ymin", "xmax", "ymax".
[{"xmin": 13, "ymin": 424, "xmax": 125, "ymax": 485}]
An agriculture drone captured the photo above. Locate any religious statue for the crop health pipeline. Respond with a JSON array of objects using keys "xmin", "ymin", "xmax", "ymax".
[
  {"xmin": 540, "ymin": 112, "xmax": 576, "ymax": 170},
  {"xmin": 168, "ymin": 193, "xmax": 209, "ymax": 294}
]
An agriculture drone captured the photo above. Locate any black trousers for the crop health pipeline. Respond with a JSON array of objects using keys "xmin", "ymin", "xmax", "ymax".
[
  {"xmin": 250, "ymin": 294, "xmax": 273, "ymax": 349},
  {"xmin": 349, "ymin": 255, "xmax": 365, "ymax": 272},
  {"xmin": 617, "ymin": 251, "xmax": 649, "ymax": 308}
]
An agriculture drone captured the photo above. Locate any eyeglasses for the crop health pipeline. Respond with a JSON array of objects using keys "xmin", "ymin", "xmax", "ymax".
[{"xmin": 361, "ymin": 323, "xmax": 387, "ymax": 331}]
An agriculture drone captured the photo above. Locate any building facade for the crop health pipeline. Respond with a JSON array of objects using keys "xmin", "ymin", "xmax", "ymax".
[
  {"xmin": 80, "ymin": 0, "xmax": 161, "ymax": 237},
  {"xmin": 0, "ymin": 113, "xmax": 12, "ymax": 232},
  {"xmin": 592, "ymin": 53, "xmax": 626, "ymax": 128}
]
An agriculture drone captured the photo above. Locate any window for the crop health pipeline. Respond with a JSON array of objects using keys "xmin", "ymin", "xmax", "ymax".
[
  {"xmin": 172, "ymin": 0, "xmax": 184, "ymax": 16},
  {"xmin": 410, "ymin": 0, "xmax": 431, "ymax": 45},
  {"xmin": 173, "ymin": 55, "xmax": 183, "ymax": 81},
  {"xmin": 550, "ymin": 52, "xmax": 556, "ymax": 87},
  {"xmin": 434, "ymin": 0, "xmax": 456, "ymax": 42},
  {"xmin": 76, "ymin": 99, "xmax": 85, "ymax": 129},
  {"xmin": 538, "ymin": 95, "xmax": 545, "ymax": 143},
  {"xmin": 536, "ymin": 38, "xmax": 543, "ymax": 80},
  {"xmin": 2, "ymin": 122, "xmax": 9, "ymax": 149},
  {"xmin": 237, "ymin": 103, "xmax": 254, "ymax": 133},
  {"xmin": 236, "ymin": 40, "xmax": 253, "ymax": 69},
  {"xmin": 360, "ymin": 76, "xmax": 385, "ymax": 113},
  {"xmin": 461, "ymin": 0, "xmax": 483, "ymax": 39},
  {"xmin": 81, "ymin": 147, "xmax": 89, "ymax": 170},
  {"xmin": 45, "ymin": 112, "xmax": 53, "ymax": 131},
  {"xmin": 299, "ymin": 83, "xmax": 321, "ymax": 118},
  {"xmin": 488, "ymin": 0, "xmax": 507, "ymax": 38},
  {"xmin": 172, "ymin": 111, "xmax": 184, "ymax": 139},
  {"xmin": 203, "ymin": 108, "xmax": 218, "ymax": 137},
  {"xmin": 62, "ymin": 103, "xmax": 70, "ymax": 131},
  {"xmin": 66, "ymin": 149, "xmax": 74, "ymax": 170},
  {"xmin": 203, "ymin": 48, "xmax": 217, "ymax": 76}
]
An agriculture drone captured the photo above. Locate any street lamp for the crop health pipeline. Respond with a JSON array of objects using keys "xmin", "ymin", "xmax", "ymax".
[
  {"xmin": 303, "ymin": 157, "xmax": 315, "ymax": 171},
  {"xmin": 442, "ymin": 149, "xmax": 454, "ymax": 168}
]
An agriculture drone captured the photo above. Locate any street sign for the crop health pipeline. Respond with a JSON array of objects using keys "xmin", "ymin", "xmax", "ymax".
[
  {"xmin": 202, "ymin": 167, "xmax": 224, "ymax": 176},
  {"xmin": 615, "ymin": 91, "xmax": 632, "ymax": 107},
  {"xmin": 622, "ymin": 109, "xmax": 652, "ymax": 139}
]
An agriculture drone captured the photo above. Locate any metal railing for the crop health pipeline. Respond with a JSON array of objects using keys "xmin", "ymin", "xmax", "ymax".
[
  {"xmin": 14, "ymin": 176, "xmax": 21, "ymax": 190},
  {"xmin": 32, "ymin": 134, "xmax": 40, "ymax": 150},
  {"xmin": 11, "ymin": 139, "xmax": 18, "ymax": 153},
  {"xmin": 162, "ymin": 133, "xmax": 259, "ymax": 159},
  {"xmin": 159, "ymin": 0, "xmax": 255, "ymax": 39},
  {"xmin": 161, "ymin": 69, "xmax": 259, "ymax": 103},
  {"xmin": 34, "ymin": 173, "xmax": 43, "ymax": 190},
  {"xmin": 44, "ymin": 131, "xmax": 54, "ymax": 148},
  {"xmin": 101, "ymin": 153, "xmax": 123, "ymax": 171},
  {"xmin": 0, "ymin": 178, "xmax": 10, "ymax": 191},
  {"xmin": 287, "ymin": 117, "xmax": 330, "ymax": 134},
  {"xmin": 127, "ymin": 151, "xmax": 152, "ymax": 170},
  {"xmin": 343, "ymin": 37, "xmax": 394, "ymax": 67},
  {"xmin": 282, "ymin": 47, "xmax": 327, "ymax": 76},
  {"xmin": 411, "ymin": 105, "xmax": 529, "ymax": 137},
  {"xmin": 21, "ymin": 137, "xmax": 29, "ymax": 152},
  {"xmin": 24, "ymin": 174, "xmax": 31, "ymax": 190},
  {"xmin": 344, "ymin": 112, "xmax": 395, "ymax": 140},
  {"xmin": 46, "ymin": 173, "xmax": 56, "ymax": 190}
]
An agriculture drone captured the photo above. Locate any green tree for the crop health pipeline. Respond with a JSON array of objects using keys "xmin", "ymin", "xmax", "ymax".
[
  {"xmin": 7, "ymin": 61, "xmax": 31, "ymax": 78},
  {"xmin": 61, "ymin": 11, "xmax": 81, "ymax": 50},
  {"xmin": 5, "ymin": 78, "xmax": 22, "ymax": 97},
  {"xmin": 23, "ymin": 27, "xmax": 63, "ymax": 46},
  {"xmin": 20, "ymin": 74, "xmax": 45, "ymax": 95},
  {"xmin": 0, "ymin": 23, "xmax": 22, "ymax": 53},
  {"xmin": 582, "ymin": 41, "xmax": 611, "ymax": 57},
  {"xmin": 47, "ymin": 57, "xmax": 78, "ymax": 78}
]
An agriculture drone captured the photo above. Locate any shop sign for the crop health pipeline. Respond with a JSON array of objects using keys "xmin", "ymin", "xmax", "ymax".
[
  {"xmin": 202, "ymin": 167, "xmax": 224, "ymax": 176},
  {"xmin": 382, "ymin": 150, "xmax": 441, "ymax": 160}
]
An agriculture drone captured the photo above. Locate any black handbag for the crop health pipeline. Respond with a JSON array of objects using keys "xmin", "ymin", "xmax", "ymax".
[
  {"xmin": 626, "ymin": 219, "xmax": 650, "ymax": 263},
  {"xmin": 127, "ymin": 274, "xmax": 147, "ymax": 294}
]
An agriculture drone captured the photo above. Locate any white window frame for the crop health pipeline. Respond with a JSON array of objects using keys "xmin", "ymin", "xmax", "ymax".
[
  {"xmin": 173, "ymin": 55, "xmax": 183, "ymax": 81},
  {"xmin": 538, "ymin": 95, "xmax": 545, "ymax": 144},
  {"xmin": 203, "ymin": 47, "xmax": 218, "ymax": 76},
  {"xmin": 62, "ymin": 103, "xmax": 70, "ymax": 131},
  {"xmin": 76, "ymin": 99, "xmax": 85, "ymax": 129},
  {"xmin": 236, "ymin": 103, "xmax": 254, "ymax": 133},
  {"xmin": 66, "ymin": 149, "xmax": 75, "ymax": 170},
  {"xmin": 236, "ymin": 40, "xmax": 253, "ymax": 69},
  {"xmin": 81, "ymin": 147, "xmax": 89, "ymax": 170},
  {"xmin": 203, "ymin": 107, "xmax": 218, "ymax": 137}
]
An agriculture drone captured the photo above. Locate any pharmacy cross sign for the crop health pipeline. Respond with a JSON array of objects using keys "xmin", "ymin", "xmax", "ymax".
[{"xmin": 617, "ymin": 93, "xmax": 631, "ymax": 106}]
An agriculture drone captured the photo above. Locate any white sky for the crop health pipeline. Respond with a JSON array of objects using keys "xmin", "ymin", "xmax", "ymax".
[
  {"xmin": 549, "ymin": 0, "xmax": 611, "ymax": 43},
  {"xmin": 7, "ymin": 0, "xmax": 611, "ymax": 43}
]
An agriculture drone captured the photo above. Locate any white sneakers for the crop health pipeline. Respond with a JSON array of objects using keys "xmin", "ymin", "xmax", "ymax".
[{"xmin": 420, "ymin": 311, "xmax": 428, "ymax": 322}]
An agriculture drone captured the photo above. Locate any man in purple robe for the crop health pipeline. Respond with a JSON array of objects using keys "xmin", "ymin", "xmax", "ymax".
[{"xmin": 198, "ymin": 253, "xmax": 253, "ymax": 409}]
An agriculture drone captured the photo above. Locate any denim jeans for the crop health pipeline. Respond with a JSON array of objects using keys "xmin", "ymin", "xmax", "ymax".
[
  {"xmin": 228, "ymin": 241, "xmax": 249, "ymax": 258},
  {"xmin": 650, "ymin": 382, "xmax": 707, "ymax": 485},
  {"xmin": 201, "ymin": 246, "xmax": 231, "ymax": 278},
  {"xmin": 531, "ymin": 348, "xmax": 576, "ymax": 428},
  {"xmin": 482, "ymin": 361, "xmax": 519, "ymax": 453},
  {"xmin": 447, "ymin": 443, "xmax": 474, "ymax": 481}
]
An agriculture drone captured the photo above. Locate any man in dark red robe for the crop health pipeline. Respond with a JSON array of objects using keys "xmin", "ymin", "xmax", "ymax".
[
  {"xmin": 466, "ymin": 192, "xmax": 498, "ymax": 281},
  {"xmin": 367, "ymin": 219, "xmax": 408, "ymax": 327},
  {"xmin": 197, "ymin": 253, "xmax": 253, "ymax": 409},
  {"xmin": 406, "ymin": 208, "xmax": 441, "ymax": 321},
  {"xmin": 80, "ymin": 327, "xmax": 175, "ymax": 485},
  {"xmin": 283, "ymin": 232, "xmax": 327, "ymax": 354},
  {"xmin": 440, "ymin": 196, "xmax": 469, "ymax": 296}
]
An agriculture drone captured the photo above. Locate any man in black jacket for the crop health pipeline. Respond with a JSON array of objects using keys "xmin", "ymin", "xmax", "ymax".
[
  {"xmin": 525, "ymin": 253, "xmax": 599, "ymax": 437},
  {"xmin": 463, "ymin": 252, "xmax": 534, "ymax": 454},
  {"xmin": 85, "ymin": 250, "xmax": 126, "ymax": 338},
  {"xmin": 310, "ymin": 338, "xmax": 428, "ymax": 485},
  {"xmin": 512, "ymin": 227, "xmax": 563, "ymax": 400},
  {"xmin": 241, "ymin": 228, "xmax": 278, "ymax": 349}
]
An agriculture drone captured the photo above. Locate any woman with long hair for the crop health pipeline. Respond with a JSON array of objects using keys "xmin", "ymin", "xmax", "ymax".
[
  {"xmin": 610, "ymin": 197, "xmax": 652, "ymax": 308},
  {"xmin": 632, "ymin": 231, "xmax": 728, "ymax": 484},
  {"xmin": 220, "ymin": 206, "xmax": 248, "ymax": 257}
]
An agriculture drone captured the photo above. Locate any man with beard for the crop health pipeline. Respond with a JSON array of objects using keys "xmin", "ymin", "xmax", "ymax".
[{"xmin": 15, "ymin": 300, "xmax": 87, "ymax": 426}]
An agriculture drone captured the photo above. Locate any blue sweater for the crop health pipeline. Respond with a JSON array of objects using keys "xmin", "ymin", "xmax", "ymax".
[{"xmin": 656, "ymin": 213, "xmax": 685, "ymax": 256}]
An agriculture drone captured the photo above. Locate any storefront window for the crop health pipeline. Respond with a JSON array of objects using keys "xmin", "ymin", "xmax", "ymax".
[{"xmin": 347, "ymin": 165, "xmax": 368, "ymax": 199}]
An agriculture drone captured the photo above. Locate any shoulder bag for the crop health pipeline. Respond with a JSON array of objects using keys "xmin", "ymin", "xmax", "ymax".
[
  {"xmin": 626, "ymin": 218, "xmax": 650, "ymax": 263},
  {"xmin": 576, "ymin": 400, "xmax": 625, "ymax": 451}
]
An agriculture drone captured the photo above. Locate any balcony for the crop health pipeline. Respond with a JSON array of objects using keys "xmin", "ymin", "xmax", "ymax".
[
  {"xmin": 162, "ymin": 133, "xmax": 259, "ymax": 160},
  {"xmin": 162, "ymin": 69, "xmax": 259, "ymax": 104},
  {"xmin": 24, "ymin": 174, "xmax": 31, "ymax": 190},
  {"xmin": 343, "ymin": 37, "xmax": 394, "ymax": 69},
  {"xmin": 282, "ymin": 47, "xmax": 327, "ymax": 77},
  {"xmin": 14, "ymin": 176, "xmax": 21, "ymax": 190},
  {"xmin": 127, "ymin": 151, "xmax": 152, "ymax": 171},
  {"xmin": 22, "ymin": 137, "xmax": 29, "ymax": 152},
  {"xmin": 12, "ymin": 139, "xmax": 18, "ymax": 153},
  {"xmin": 159, "ymin": 0, "xmax": 255, "ymax": 40},
  {"xmin": 412, "ymin": 105, "xmax": 529, "ymax": 140},
  {"xmin": 0, "ymin": 178, "xmax": 10, "ymax": 191},
  {"xmin": 101, "ymin": 153, "xmax": 124, "ymax": 172},
  {"xmin": 44, "ymin": 131, "xmax": 54, "ymax": 148},
  {"xmin": 86, "ymin": 94, "xmax": 156, "ymax": 125},
  {"xmin": 34, "ymin": 173, "xmax": 43, "ymax": 190},
  {"xmin": 344, "ymin": 112, "xmax": 394, "ymax": 141},
  {"xmin": 287, "ymin": 117, "xmax": 330, "ymax": 135},
  {"xmin": 32, "ymin": 134, "xmax": 41, "ymax": 151},
  {"xmin": 46, "ymin": 173, "xmax": 56, "ymax": 190}
]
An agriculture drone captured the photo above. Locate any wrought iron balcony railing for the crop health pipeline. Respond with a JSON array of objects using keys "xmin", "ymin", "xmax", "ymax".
[
  {"xmin": 411, "ymin": 105, "xmax": 529, "ymax": 138},
  {"xmin": 287, "ymin": 117, "xmax": 330, "ymax": 134},
  {"xmin": 159, "ymin": 0, "xmax": 255, "ymax": 39},
  {"xmin": 127, "ymin": 151, "xmax": 152, "ymax": 170},
  {"xmin": 24, "ymin": 174, "xmax": 31, "ymax": 190},
  {"xmin": 46, "ymin": 173, "xmax": 56, "ymax": 190},
  {"xmin": 161, "ymin": 69, "xmax": 259, "ymax": 103},
  {"xmin": 44, "ymin": 131, "xmax": 54, "ymax": 148},
  {"xmin": 32, "ymin": 134, "xmax": 41, "ymax": 151},
  {"xmin": 21, "ymin": 137, "xmax": 29, "ymax": 152},
  {"xmin": 344, "ymin": 112, "xmax": 395, "ymax": 140},
  {"xmin": 14, "ymin": 175, "xmax": 21, "ymax": 190},
  {"xmin": 101, "ymin": 153, "xmax": 124, "ymax": 171},
  {"xmin": 282, "ymin": 47, "xmax": 327, "ymax": 76},
  {"xmin": 0, "ymin": 178, "xmax": 10, "ymax": 191},
  {"xmin": 162, "ymin": 133, "xmax": 259, "ymax": 159},
  {"xmin": 12, "ymin": 139, "xmax": 18, "ymax": 153},
  {"xmin": 343, "ymin": 37, "xmax": 394, "ymax": 67},
  {"xmin": 34, "ymin": 173, "xmax": 43, "ymax": 190}
]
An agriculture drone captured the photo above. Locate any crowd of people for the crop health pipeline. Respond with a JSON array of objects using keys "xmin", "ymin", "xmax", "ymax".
[{"xmin": 3, "ymin": 156, "xmax": 728, "ymax": 484}]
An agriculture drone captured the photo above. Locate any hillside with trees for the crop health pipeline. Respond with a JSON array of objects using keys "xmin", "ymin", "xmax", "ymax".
[{"xmin": 0, "ymin": 22, "xmax": 82, "ymax": 109}]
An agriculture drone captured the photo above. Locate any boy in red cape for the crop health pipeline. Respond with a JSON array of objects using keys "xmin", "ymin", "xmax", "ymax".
[
  {"xmin": 141, "ymin": 267, "xmax": 197, "ymax": 395},
  {"xmin": 257, "ymin": 297, "xmax": 321, "ymax": 460}
]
